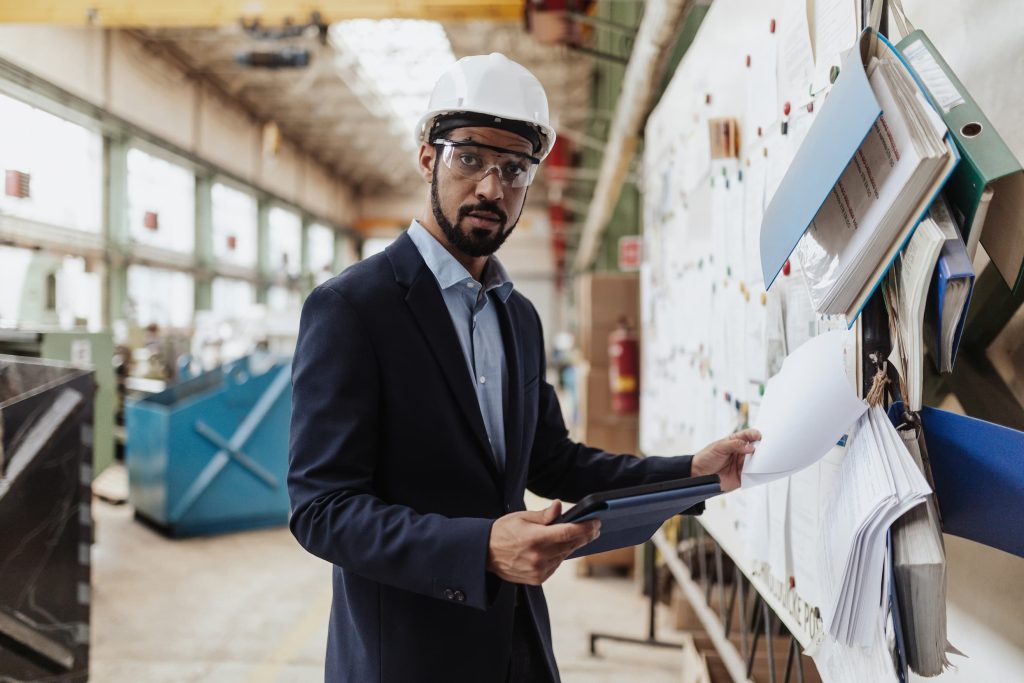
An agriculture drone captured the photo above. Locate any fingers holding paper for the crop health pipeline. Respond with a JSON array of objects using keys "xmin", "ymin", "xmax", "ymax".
[{"xmin": 692, "ymin": 428, "xmax": 762, "ymax": 492}]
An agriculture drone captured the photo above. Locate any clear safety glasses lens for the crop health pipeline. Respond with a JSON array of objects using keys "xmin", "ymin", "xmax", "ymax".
[{"xmin": 436, "ymin": 141, "xmax": 539, "ymax": 188}]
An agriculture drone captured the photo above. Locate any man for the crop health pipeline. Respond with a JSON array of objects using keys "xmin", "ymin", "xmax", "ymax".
[{"xmin": 288, "ymin": 53, "xmax": 759, "ymax": 683}]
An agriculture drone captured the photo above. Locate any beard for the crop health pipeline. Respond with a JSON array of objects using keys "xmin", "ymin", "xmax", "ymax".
[{"xmin": 430, "ymin": 167, "xmax": 519, "ymax": 258}]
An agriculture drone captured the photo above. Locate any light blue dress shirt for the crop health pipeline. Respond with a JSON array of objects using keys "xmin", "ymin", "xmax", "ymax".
[{"xmin": 407, "ymin": 220, "xmax": 514, "ymax": 470}]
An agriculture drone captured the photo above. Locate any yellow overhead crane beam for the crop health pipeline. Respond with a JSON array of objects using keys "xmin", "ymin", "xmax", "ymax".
[{"xmin": 0, "ymin": 1, "xmax": 525, "ymax": 26}]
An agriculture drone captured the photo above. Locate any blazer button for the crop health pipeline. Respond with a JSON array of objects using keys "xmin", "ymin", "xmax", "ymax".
[
  {"xmin": 444, "ymin": 589, "xmax": 455, "ymax": 600},
  {"xmin": 453, "ymin": 590, "xmax": 466, "ymax": 602}
]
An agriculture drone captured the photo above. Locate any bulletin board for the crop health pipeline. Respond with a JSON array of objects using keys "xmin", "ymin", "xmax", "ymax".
[{"xmin": 639, "ymin": 0, "xmax": 1024, "ymax": 680}]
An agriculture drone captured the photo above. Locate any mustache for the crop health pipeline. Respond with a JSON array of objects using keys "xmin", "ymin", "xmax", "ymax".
[{"xmin": 457, "ymin": 201, "xmax": 507, "ymax": 226}]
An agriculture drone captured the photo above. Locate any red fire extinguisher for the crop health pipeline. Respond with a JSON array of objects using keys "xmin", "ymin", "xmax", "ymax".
[{"xmin": 608, "ymin": 317, "xmax": 639, "ymax": 414}]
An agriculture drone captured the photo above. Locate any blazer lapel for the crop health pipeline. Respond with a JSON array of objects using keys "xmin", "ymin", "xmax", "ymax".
[
  {"xmin": 495, "ymin": 297, "xmax": 524, "ymax": 498},
  {"xmin": 387, "ymin": 233, "xmax": 500, "ymax": 483}
]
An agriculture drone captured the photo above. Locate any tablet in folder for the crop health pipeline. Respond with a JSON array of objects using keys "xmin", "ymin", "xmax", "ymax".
[{"xmin": 556, "ymin": 474, "xmax": 723, "ymax": 559}]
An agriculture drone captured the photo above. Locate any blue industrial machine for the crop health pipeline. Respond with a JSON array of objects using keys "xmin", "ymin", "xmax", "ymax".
[{"xmin": 125, "ymin": 353, "xmax": 292, "ymax": 536}]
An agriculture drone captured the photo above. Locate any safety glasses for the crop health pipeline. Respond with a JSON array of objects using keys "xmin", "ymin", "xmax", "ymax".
[{"xmin": 433, "ymin": 138, "xmax": 540, "ymax": 188}]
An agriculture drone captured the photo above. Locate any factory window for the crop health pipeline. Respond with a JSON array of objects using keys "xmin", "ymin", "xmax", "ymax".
[
  {"xmin": 267, "ymin": 285, "xmax": 301, "ymax": 312},
  {"xmin": 211, "ymin": 182, "xmax": 258, "ymax": 269},
  {"xmin": 307, "ymin": 223, "xmax": 336, "ymax": 285},
  {"xmin": 211, "ymin": 276, "xmax": 256, "ymax": 316},
  {"xmin": 126, "ymin": 147, "xmax": 195, "ymax": 253},
  {"xmin": 362, "ymin": 235, "xmax": 396, "ymax": 260},
  {"xmin": 0, "ymin": 94, "xmax": 102, "ymax": 233},
  {"xmin": 0, "ymin": 247, "xmax": 101, "ymax": 329},
  {"xmin": 126, "ymin": 264, "xmax": 194, "ymax": 329},
  {"xmin": 268, "ymin": 206, "xmax": 302, "ymax": 278}
]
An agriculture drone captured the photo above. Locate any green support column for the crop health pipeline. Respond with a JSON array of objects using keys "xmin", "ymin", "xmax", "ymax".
[
  {"xmin": 334, "ymin": 231, "xmax": 352, "ymax": 273},
  {"xmin": 103, "ymin": 134, "xmax": 130, "ymax": 327},
  {"xmin": 194, "ymin": 173, "xmax": 214, "ymax": 312},
  {"xmin": 300, "ymin": 215, "xmax": 314, "ymax": 293},
  {"xmin": 256, "ymin": 196, "xmax": 271, "ymax": 304}
]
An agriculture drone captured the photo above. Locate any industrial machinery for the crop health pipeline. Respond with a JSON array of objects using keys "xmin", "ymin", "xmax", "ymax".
[
  {"xmin": 125, "ymin": 353, "xmax": 291, "ymax": 536},
  {"xmin": 0, "ymin": 328, "xmax": 116, "ymax": 477},
  {"xmin": 0, "ymin": 355, "xmax": 94, "ymax": 681}
]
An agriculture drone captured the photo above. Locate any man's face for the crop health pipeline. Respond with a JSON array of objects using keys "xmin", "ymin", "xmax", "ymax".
[{"xmin": 423, "ymin": 126, "xmax": 534, "ymax": 258}]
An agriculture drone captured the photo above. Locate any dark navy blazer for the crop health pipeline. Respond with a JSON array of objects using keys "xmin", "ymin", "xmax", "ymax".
[{"xmin": 288, "ymin": 231, "xmax": 693, "ymax": 682}]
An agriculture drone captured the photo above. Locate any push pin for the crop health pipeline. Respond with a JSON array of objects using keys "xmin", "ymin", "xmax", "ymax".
[
  {"xmin": 807, "ymin": 101, "xmax": 814, "ymax": 113},
  {"xmin": 705, "ymin": 93, "xmax": 712, "ymax": 105},
  {"xmin": 770, "ymin": 18, "xmax": 776, "ymax": 33},
  {"xmin": 738, "ymin": 169, "xmax": 744, "ymax": 181},
  {"xmin": 783, "ymin": 259, "xmax": 791, "ymax": 276},
  {"xmin": 746, "ymin": 54, "xmax": 752, "ymax": 68},
  {"xmin": 830, "ymin": 65, "xmax": 841, "ymax": 83},
  {"xmin": 760, "ymin": 292, "xmax": 767, "ymax": 306}
]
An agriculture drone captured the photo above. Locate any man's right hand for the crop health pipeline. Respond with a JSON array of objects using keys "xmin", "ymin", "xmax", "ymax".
[{"xmin": 486, "ymin": 500, "xmax": 601, "ymax": 585}]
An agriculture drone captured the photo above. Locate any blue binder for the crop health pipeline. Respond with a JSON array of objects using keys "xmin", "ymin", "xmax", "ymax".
[
  {"xmin": 759, "ymin": 29, "xmax": 959, "ymax": 324},
  {"xmin": 557, "ymin": 475, "xmax": 722, "ymax": 558},
  {"xmin": 925, "ymin": 226, "xmax": 975, "ymax": 372},
  {"xmin": 918, "ymin": 406, "xmax": 1024, "ymax": 558}
]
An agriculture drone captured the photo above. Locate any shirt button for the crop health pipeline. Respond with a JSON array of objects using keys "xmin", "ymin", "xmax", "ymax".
[
  {"xmin": 465, "ymin": 282, "xmax": 475, "ymax": 289},
  {"xmin": 479, "ymin": 376, "xmax": 486, "ymax": 384}
]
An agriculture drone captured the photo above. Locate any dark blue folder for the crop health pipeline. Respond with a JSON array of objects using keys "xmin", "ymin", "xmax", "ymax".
[
  {"xmin": 557, "ymin": 475, "xmax": 722, "ymax": 558},
  {"xmin": 890, "ymin": 402, "xmax": 1024, "ymax": 558}
]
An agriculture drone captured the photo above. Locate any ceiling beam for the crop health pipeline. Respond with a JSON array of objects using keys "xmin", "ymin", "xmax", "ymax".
[{"xmin": 0, "ymin": 1, "xmax": 526, "ymax": 27}]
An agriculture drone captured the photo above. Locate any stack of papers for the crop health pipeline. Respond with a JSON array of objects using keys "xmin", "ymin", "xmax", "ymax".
[
  {"xmin": 884, "ymin": 204, "xmax": 946, "ymax": 410},
  {"xmin": 796, "ymin": 53, "xmax": 955, "ymax": 319},
  {"xmin": 818, "ymin": 406, "xmax": 932, "ymax": 646}
]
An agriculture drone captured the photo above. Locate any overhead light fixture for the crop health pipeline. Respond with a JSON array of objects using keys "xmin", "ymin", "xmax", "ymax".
[
  {"xmin": 235, "ymin": 47, "xmax": 311, "ymax": 69},
  {"xmin": 329, "ymin": 19, "xmax": 456, "ymax": 151}
]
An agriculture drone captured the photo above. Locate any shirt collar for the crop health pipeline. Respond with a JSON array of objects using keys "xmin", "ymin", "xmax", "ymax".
[{"xmin": 407, "ymin": 220, "xmax": 514, "ymax": 302}]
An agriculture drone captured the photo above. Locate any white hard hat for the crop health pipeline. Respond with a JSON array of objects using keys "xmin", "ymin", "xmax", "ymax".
[{"xmin": 416, "ymin": 53, "xmax": 557, "ymax": 161}]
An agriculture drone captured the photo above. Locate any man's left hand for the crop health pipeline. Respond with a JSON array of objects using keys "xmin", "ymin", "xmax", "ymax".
[{"xmin": 690, "ymin": 428, "xmax": 761, "ymax": 492}]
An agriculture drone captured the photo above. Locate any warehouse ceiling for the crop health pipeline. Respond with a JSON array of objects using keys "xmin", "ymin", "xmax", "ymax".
[{"xmin": 132, "ymin": 20, "xmax": 592, "ymax": 197}]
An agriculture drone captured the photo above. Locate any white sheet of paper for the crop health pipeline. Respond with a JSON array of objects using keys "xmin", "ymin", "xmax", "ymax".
[
  {"xmin": 778, "ymin": 0, "xmax": 816, "ymax": 108},
  {"xmin": 742, "ymin": 330, "xmax": 867, "ymax": 486},
  {"xmin": 745, "ymin": 34, "xmax": 779, "ymax": 146},
  {"xmin": 812, "ymin": 0, "xmax": 859, "ymax": 93},
  {"xmin": 767, "ymin": 477, "xmax": 792, "ymax": 581},
  {"xmin": 742, "ymin": 151, "xmax": 768, "ymax": 286}
]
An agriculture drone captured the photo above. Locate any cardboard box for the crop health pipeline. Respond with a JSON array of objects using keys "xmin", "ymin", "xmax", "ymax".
[
  {"xmin": 576, "ymin": 273, "xmax": 640, "ymax": 366},
  {"xmin": 576, "ymin": 363, "xmax": 639, "ymax": 427},
  {"xmin": 576, "ymin": 546, "xmax": 635, "ymax": 575},
  {"xmin": 579, "ymin": 421, "xmax": 639, "ymax": 455}
]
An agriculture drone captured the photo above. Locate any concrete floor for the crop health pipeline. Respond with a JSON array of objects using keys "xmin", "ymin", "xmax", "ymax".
[{"xmin": 89, "ymin": 499, "xmax": 688, "ymax": 682}]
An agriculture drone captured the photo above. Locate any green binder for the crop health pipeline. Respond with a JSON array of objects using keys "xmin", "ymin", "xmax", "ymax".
[{"xmin": 897, "ymin": 30, "xmax": 1024, "ymax": 294}]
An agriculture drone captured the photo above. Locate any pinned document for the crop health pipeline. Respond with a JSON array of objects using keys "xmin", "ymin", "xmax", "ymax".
[{"xmin": 741, "ymin": 330, "xmax": 865, "ymax": 487}]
